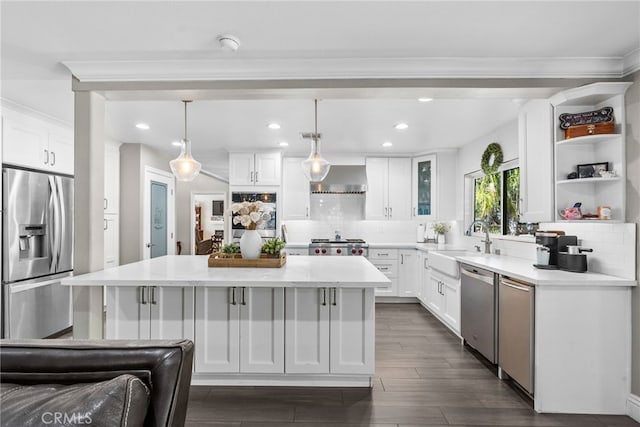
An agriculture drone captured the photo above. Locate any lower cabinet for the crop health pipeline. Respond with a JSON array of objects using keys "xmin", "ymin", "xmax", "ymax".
[
  {"xmin": 105, "ymin": 286, "xmax": 194, "ymax": 340},
  {"xmin": 417, "ymin": 251, "xmax": 430, "ymax": 305},
  {"xmin": 194, "ymin": 287, "xmax": 284, "ymax": 373},
  {"xmin": 284, "ymin": 287, "xmax": 374, "ymax": 374},
  {"xmin": 398, "ymin": 250, "xmax": 418, "ymax": 297},
  {"xmin": 427, "ymin": 270, "xmax": 461, "ymax": 334},
  {"xmin": 369, "ymin": 248, "xmax": 399, "ymax": 297}
]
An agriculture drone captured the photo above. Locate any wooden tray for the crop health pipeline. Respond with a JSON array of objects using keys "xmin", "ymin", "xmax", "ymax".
[{"xmin": 208, "ymin": 252, "xmax": 286, "ymax": 268}]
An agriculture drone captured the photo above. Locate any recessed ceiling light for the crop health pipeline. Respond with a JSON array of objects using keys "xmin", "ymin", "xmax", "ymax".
[
  {"xmin": 394, "ymin": 123, "xmax": 408, "ymax": 130},
  {"xmin": 217, "ymin": 34, "xmax": 240, "ymax": 51},
  {"xmin": 171, "ymin": 140, "xmax": 182, "ymax": 147},
  {"xmin": 382, "ymin": 141, "xmax": 393, "ymax": 147},
  {"xmin": 268, "ymin": 123, "xmax": 281, "ymax": 130},
  {"xmin": 418, "ymin": 97, "xmax": 433, "ymax": 103},
  {"xmin": 136, "ymin": 123, "xmax": 150, "ymax": 130},
  {"xmin": 279, "ymin": 141, "xmax": 289, "ymax": 147}
]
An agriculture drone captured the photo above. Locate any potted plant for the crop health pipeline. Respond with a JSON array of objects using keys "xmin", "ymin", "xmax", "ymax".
[
  {"xmin": 261, "ymin": 237, "xmax": 285, "ymax": 258},
  {"xmin": 230, "ymin": 201, "xmax": 272, "ymax": 259},
  {"xmin": 432, "ymin": 222, "xmax": 450, "ymax": 245}
]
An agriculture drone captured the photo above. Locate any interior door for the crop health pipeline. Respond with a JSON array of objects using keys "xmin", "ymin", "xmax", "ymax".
[{"xmin": 150, "ymin": 181, "xmax": 167, "ymax": 258}]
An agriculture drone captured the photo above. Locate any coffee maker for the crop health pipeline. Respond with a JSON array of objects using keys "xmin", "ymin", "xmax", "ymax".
[{"xmin": 535, "ymin": 233, "xmax": 578, "ymax": 267}]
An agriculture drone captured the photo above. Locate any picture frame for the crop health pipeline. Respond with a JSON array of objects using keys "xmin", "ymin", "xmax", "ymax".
[{"xmin": 577, "ymin": 162, "xmax": 608, "ymax": 179}]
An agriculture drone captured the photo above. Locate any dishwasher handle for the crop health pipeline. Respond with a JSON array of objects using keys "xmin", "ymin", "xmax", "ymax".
[
  {"xmin": 500, "ymin": 277, "xmax": 533, "ymax": 292},
  {"xmin": 460, "ymin": 264, "xmax": 494, "ymax": 284}
]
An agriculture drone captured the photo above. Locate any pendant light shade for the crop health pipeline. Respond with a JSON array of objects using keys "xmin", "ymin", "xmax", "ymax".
[
  {"xmin": 170, "ymin": 100, "xmax": 201, "ymax": 182},
  {"xmin": 301, "ymin": 99, "xmax": 331, "ymax": 182}
]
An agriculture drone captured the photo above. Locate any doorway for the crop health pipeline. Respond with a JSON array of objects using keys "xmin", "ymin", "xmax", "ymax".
[
  {"xmin": 191, "ymin": 192, "xmax": 226, "ymax": 255},
  {"xmin": 143, "ymin": 167, "xmax": 175, "ymax": 259}
]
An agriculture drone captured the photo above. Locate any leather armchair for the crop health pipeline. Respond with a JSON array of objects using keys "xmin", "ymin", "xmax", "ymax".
[{"xmin": 0, "ymin": 339, "xmax": 194, "ymax": 427}]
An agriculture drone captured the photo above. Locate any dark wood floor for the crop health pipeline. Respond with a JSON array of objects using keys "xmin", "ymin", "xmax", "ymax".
[{"xmin": 186, "ymin": 303, "xmax": 639, "ymax": 427}]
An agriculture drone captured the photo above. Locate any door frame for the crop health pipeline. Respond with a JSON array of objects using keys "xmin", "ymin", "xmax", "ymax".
[
  {"xmin": 143, "ymin": 167, "xmax": 175, "ymax": 259},
  {"xmin": 190, "ymin": 191, "xmax": 226, "ymax": 255}
]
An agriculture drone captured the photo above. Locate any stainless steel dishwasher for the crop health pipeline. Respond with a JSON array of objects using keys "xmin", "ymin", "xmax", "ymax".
[
  {"xmin": 460, "ymin": 264, "xmax": 497, "ymax": 363},
  {"xmin": 498, "ymin": 276, "xmax": 535, "ymax": 395}
]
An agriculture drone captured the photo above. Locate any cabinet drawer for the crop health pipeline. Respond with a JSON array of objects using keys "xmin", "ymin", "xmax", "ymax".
[
  {"xmin": 368, "ymin": 248, "xmax": 398, "ymax": 260},
  {"xmin": 371, "ymin": 261, "xmax": 397, "ymax": 278}
]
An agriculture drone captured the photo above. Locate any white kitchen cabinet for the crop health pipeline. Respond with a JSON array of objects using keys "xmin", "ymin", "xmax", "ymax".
[
  {"xmin": 412, "ymin": 154, "xmax": 437, "ymax": 219},
  {"xmin": 104, "ymin": 214, "xmax": 119, "ymax": 269},
  {"xmin": 398, "ymin": 250, "xmax": 418, "ymax": 297},
  {"xmin": 195, "ymin": 287, "xmax": 284, "ymax": 373},
  {"xmin": 2, "ymin": 108, "xmax": 73, "ymax": 175},
  {"xmin": 428, "ymin": 274, "xmax": 445, "ymax": 314},
  {"xmin": 518, "ymin": 99, "xmax": 554, "ymax": 223},
  {"xmin": 427, "ymin": 270, "xmax": 460, "ymax": 334},
  {"xmin": 284, "ymin": 246, "xmax": 308, "ymax": 256},
  {"xmin": 550, "ymin": 82, "xmax": 631, "ymax": 222},
  {"xmin": 105, "ymin": 286, "xmax": 194, "ymax": 340},
  {"xmin": 365, "ymin": 157, "xmax": 411, "ymax": 220},
  {"xmin": 285, "ymin": 287, "xmax": 374, "ymax": 375},
  {"xmin": 282, "ymin": 157, "xmax": 310, "ymax": 219},
  {"xmin": 368, "ymin": 248, "xmax": 398, "ymax": 297},
  {"xmin": 229, "ymin": 152, "xmax": 281, "ymax": 186},
  {"xmin": 417, "ymin": 251, "xmax": 430, "ymax": 305}
]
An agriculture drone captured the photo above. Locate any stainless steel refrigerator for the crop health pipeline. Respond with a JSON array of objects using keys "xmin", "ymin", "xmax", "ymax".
[{"xmin": 1, "ymin": 166, "xmax": 73, "ymax": 338}]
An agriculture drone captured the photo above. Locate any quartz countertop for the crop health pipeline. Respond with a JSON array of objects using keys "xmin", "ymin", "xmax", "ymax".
[{"xmin": 62, "ymin": 255, "xmax": 391, "ymax": 288}]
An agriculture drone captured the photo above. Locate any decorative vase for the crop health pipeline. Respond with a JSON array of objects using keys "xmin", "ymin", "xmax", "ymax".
[
  {"xmin": 437, "ymin": 233, "xmax": 446, "ymax": 247},
  {"xmin": 240, "ymin": 229, "xmax": 262, "ymax": 259}
]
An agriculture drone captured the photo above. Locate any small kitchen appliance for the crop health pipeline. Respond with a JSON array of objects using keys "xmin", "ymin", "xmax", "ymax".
[{"xmin": 557, "ymin": 246, "xmax": 593, "ymax": 273}]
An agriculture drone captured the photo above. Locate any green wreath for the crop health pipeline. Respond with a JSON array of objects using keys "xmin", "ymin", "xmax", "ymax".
[{"xmin": 481, "ymin": 143, "xmax": 503, "ymax": 175}]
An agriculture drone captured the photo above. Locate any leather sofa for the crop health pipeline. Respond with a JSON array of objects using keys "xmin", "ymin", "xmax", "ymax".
[{"xmin": 0, "ymin": 339, "xmax": 194, "ymax": 427}]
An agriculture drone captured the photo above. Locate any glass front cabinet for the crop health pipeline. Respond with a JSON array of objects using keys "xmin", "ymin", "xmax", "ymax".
[{"xmin": 412, "ymin": 155, "xmax": 437, "ymax": 219}]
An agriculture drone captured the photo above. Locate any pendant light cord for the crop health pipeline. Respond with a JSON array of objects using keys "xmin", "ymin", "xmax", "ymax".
[
  {"xmin": 314, "ymin": 99, "xmax": 318, "ymax": 138},
  {"xmin": 184, "ymin": 100, "xmax": 189, "ymax": 141}
]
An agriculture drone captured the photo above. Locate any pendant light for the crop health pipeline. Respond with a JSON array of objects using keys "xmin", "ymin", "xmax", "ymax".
[
  {"xmin": 170, "ymin": 100, "xmax": 202, "ymax": 181},
  {"xmin": 301, "ymin": 99, "xmax": 331, "ymax": 182}
]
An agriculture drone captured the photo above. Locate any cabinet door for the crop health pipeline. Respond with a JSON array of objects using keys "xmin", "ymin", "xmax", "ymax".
[
  {"xmin": 105, "ymin": 286, "xmax": 150, "ymax": 339},
  {"xmin": 104, "ymin": 142, "xmax": 120, "ymax": 214},
  {"xmin": 2, "ymin": 114, "xmax": 48, "ymax": 170},
  {"xmin": 150, "ymin": 286, "xmax": 194, "ymax": 340},
  {"xmin": 365, "ymin": 158, "xmax": 389, "ymax": 220},
  {"xmin": 518, "ymin": 99, "xmax": 553, "ymax": 222},
  {"xmin": 104, "ymin": 214, "xmax": 119, "ymax": 269},
  {"xmin": 48, "ymin": 128, "xmax": 74, "ymax": 175},
  {"xmin": 329, "ymin": 288, "xmax": 374, "ymax": 374},
  {"xmin": 284, "ymin": 288, "xmax": 330, "ymax": 373},
  {"xmin": 398, "ymin": 250, "xmax": 418, "ymax": 297},
  {"xmin": 254, "ymin": 152, "xmax": 281, "ymax": 186},
  {"xmin": 412, "ymin": 155, "xmax": 437, "ymax": 219},
  {"xmin": 282, "ymin": 158, "xmax": 310, "ymax": 219},
  {"xmin": 194, "ymin": 287, "xmax": 240, "ymax": 373},
  {"xmin": 387, "ymin": 158, "xmax": 412, "ymax": 220},
  {"xmin": 229, "ymin": 153, "xmax": 255, "ymax": 185},
  {"xmin": 442, "ymin": 280, "xmax": 460, "ymax": 333},
  {"xmin": 239, "ymin": 287, "xmax": 284, "ymax": 373},
  {"xmin": 428, "ymin": 276, "xmax": 444, "ymax": 315}
]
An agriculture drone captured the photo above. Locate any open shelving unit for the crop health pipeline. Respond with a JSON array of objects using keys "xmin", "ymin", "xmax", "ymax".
[{"xmin": 550, "ymin": 82, "xmax": 632, "ymax": 223}]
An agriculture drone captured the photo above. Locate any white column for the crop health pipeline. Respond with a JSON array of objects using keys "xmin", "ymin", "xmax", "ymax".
[{"xmin": 72, "ymin": 91, "xmax": 105, "ymax": 339}]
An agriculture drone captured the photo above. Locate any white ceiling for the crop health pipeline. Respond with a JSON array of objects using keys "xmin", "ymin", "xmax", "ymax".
[{"xmin": 2, "ymin": 1, "xmax": 639, "ymax": 179}]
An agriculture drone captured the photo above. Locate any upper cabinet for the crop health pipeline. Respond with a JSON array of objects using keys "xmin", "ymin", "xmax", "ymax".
[
  {"xmin": 2, "ymin": 107, "xmax": 74, "ymax": 175},
  {"xmin": 412, "ymin": 155, "xmax": 437, "ymax": 220},
  {"xmin": 282, "ymin": 157, "xmax": 310, "ymax": 220},
  {"xmin": 550, "ymin": 82, "xmax": 632, "ymax": 223},
  {"xmin": 229, "ymin": 152, "xmax": 281, "ymax": 186},
  {"xmin": 518, "ymin": 99, "xmax": 554, "ymax": 223},
  {"xmin": 365, "ymin": 157, "xmax": 411, "ymax": 220}
]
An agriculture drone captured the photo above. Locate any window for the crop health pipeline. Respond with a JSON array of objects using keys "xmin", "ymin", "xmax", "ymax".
[{"xmin": 468, "ymin": 160, "xmax": 520, "ymax": 235}]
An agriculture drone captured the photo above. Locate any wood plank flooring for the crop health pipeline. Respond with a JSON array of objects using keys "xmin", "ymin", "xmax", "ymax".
[{"xmin": 186, "ymin": 303, "xmax": 639, "ymax": 427}]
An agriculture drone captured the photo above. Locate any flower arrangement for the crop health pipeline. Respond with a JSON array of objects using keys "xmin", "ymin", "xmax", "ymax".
[
  {"xmin": 230, "ymin": 201, "xmax": 272, "ymax": 230},
  {"xmin": 432, "ymin": 222, "xmax": 450, "ymax": 235}
]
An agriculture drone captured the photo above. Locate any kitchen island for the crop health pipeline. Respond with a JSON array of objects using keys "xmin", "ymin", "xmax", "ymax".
[{"xmin": 63, "ymin": 255, "xmax": 390, "ymax": 387}]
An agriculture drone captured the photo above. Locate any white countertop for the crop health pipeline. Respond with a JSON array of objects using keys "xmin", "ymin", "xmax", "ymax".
[{"xmin": 62, "ymin": 255, "xmax": 391, "ymax": 288}]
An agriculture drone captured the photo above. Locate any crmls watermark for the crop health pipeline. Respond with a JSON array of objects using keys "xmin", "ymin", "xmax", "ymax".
[{"xmin": 41, "ymin": 412, "xmax": 93, "ymax": 425}]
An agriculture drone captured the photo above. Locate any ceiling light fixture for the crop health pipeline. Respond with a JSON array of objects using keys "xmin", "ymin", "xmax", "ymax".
[
  {"xmin": 301, "ymin": 99, "xmax": 330, "ymax": 182},
  {"xmin": 394, "ymin": 123, "xmax": 409, "ymax": 130},
  {"xmin": 382, "ymin": 141, "xmax": 393, "ymax": 147},
  {"xmin": 171, "ymin": 140, "xmax": 182, "ymax": 147},
  {"xmin": 136, "ymin": 123, "xmax": 150, "ymax": 130},
  {"xmin": 169, "ymin": 100, "xmax": 201, "ymax": 182},
  {"xmin": 418, "ymin": 97, "xmax": 433, "ymax": 103},
  {"xmin": 268, "ymin": 123, "xmax": 281, "ymax": 130},
  {"xmin": 217, "ymin": 34, "xmax": 240, "ymax": 52}
]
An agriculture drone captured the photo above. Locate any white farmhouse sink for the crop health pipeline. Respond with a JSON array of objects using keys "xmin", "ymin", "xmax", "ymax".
[{"xmin": 429, "ymin": 250, "xmax": 478, "ymax": 278}]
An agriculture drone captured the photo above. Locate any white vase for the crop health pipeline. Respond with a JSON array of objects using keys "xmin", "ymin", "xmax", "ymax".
[
  {"xmin": 240, "ymin": 229, "xmax": 262, "ymax": 259},
  {"xmin": 437, "ymin": 233, "xmax": 446, "ymax": 247}
]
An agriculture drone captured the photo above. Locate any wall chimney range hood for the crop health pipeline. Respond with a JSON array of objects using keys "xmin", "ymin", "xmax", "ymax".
[{"xmin": 310, "ymin": 165, "xmax": 367, "ymax": 193}]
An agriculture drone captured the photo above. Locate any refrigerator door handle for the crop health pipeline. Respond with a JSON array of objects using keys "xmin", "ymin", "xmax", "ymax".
[
  {"xmin": 55, "ymin": 177, "xmax": 67, "ymax": 272},
  {"xmin": 48, "ymin": 176, "xmax": 58, "ymax": 272}
]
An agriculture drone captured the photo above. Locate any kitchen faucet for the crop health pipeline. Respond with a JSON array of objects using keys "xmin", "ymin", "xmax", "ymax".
[{"xmin": 465, "ymin": 220, "xmax": 492, "ymax": 254}]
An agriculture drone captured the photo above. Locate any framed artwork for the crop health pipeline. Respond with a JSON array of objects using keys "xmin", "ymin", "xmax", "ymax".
[{"xmin": 577, "ymin": 162, "xmax": 608, "ymax": 179}]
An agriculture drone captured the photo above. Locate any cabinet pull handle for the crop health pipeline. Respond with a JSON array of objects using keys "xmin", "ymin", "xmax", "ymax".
[
  {"xmin": 104, "ymin": 198, "xmax": 108, "ymax": 210},
  {"xmin": 401, "ymin": 254, "xmax": 404, "ymax": 264},
  {"xmin": 229, "ymin": 287, "xmax": 237, "ymax": 305},
  {"xmin": 306, "ymin": 207, "xmax": 309, "ymax": 217},
  {"xmin": 104, "ymin": 219, "xmax": 108, "ymax": 231},
  {"xmin": 331, "ymin": 288, "xmax": 337, "ymax": 306},
  {"xmin": 241, "ymin": 287, "xmax": 247, "ymax": 305},
  {"xmin": 151, "ymin": 286, "xmax": 157, "ymax": 305},
  {"xmin": 44, "ymin": 149, "xmax": 49, "ymax": 165},
  {"xmin": 384, "ymin": 207, "xmax": 388, "ymax": 217},
  {"xmin": 424, "ymin": 258, "xmax": 428, "ymax": 269},
  {"xmin": 389, "ymin": 207, "xmax": 392, "ymax": 218},
  {"xmin": 50, "ymin": 151, "xmax": 56, "ymax": 166},
  {"xmin": 139, "ymin": 286, "xmax": 147, "ymax": 304},
  {"xmin": 255, "ymin": 171, "xmax": 258, "ymax": 182},
  {"xmin": 414, "ymin": 207, "xmax": 417, "ymax": 216},
  {"xmin": 378, "ymin": 266, "xmax": 389, "ymax": 272},
  {"xmin": 321, "ymin": 288, "xmax": 327, "ymax": 306},
  {"xmin": 250, "ymin": 171, "xmax": 254, "ymax": 182}
]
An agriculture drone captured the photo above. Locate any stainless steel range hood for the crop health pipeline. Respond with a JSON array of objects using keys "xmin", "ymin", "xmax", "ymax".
[{"xmin": 310, "ymin": 165, "xmax": 367, "ymax": 193}]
